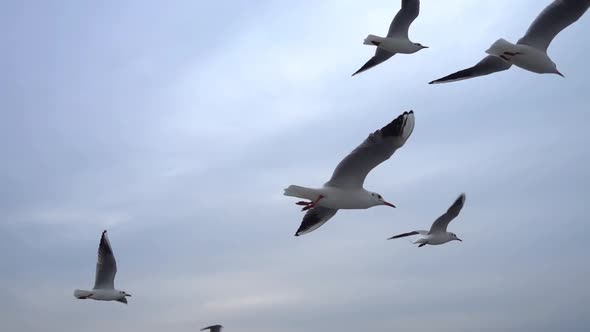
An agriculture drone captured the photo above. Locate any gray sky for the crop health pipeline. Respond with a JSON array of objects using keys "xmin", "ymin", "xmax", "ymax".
[{"xmin": 1, "ymin": 0, "xmax": 589, "ymax": 331}]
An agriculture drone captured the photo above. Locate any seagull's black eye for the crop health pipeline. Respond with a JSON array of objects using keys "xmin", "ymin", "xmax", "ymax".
[{"xmin": 378, "ymin": 195, "xmax": 382, "ymax": 199}]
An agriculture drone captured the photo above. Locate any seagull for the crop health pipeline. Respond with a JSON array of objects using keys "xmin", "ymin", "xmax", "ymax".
[
  {"xmin": 73, "ymin": 230, "xmax": 131, "ymax": 304},
  {"xmin": 429, "ymin": 0, "xmax": 590, "ymax": 84},
  {"xmin": 284, "ymin": 111, "xmax": 415, "ymax": 236},
  {"xmin": 201, "ymin": 325, "xmax": 223, "ymax": 332},
  {"xmin": 352, "ymin": 0, "xmax": 428, "ymax": 76},
  {"xmin": 388, "ymin": 193, "xmax": 466, "ymax": 247}
]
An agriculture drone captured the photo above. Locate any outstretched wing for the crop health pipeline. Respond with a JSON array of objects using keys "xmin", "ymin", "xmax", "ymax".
[
  {"xmin": 93, "ymin": 230, "xmax": 117, "ymax": 290},
  {"xmin": 352, "ymin": 48, "xmax": 396, "ymax": 76},
  {"xmin": 294, "ymin": 207, "xmax": 338, "ymax": 236},
  {"xmin": 387, "ymin": 230, "xmax": 427, "ymax": 240},
  {"xmin": 387, "ymin": 0, "xmax": 420, "ymax": 39},
  {"xmin": 429, "ymin": 55, "xmax": 512, "ymax": 84},
  {"xmin": 518, "ymin": 0, "xmax": 590, "ymax": 51},
  {"xmin": 429, "ymin": 193, "xmax": 466, "ymax": 234},
  {"xmin": 325, "ymin": 111, "xmax": 415, "ymax": 189}
]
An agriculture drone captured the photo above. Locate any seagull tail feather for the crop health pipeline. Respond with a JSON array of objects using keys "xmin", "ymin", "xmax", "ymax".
[
  {"xmin": 284, "ymin": 185, "xmax": 317, "ymax": 200},
  {"xmin": 485, "ymin": 38, "xmax": 518, "ymax": 57},
  {"xmin": 363, "ymin": 34, "xmax": 382, "ymax": 46}
]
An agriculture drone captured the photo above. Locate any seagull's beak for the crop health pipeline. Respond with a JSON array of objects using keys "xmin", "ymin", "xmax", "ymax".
[
  {"xmin": 383, "ymin": 201, "xmax": 396, "ymax": 208},
  {"xmin": 422, "ymin": 45, "xmax": 429, "ymax": 49},
  {"xmin": 125, "ymin": 293, "xmax": 132, "ymax": 297},
  {"xmin": 457, "ymin": 238, "xmax": 463, "ymax": 242}
]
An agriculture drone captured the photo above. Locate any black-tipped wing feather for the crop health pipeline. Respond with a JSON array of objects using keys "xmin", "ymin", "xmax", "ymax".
[
  {"xmin": 295, "ymin": 207, "xmax": 338, "ymax": 236},
  {"xmin": 388, "ymin": 231, "xmax": 420, "ymax": 240},
  {"xmin": 518, "ymin": 0, "xmax": 590, "ymax": 51},
  {"xmin": 325, "ymin": 111, "xmax": 415, "ymax": 189},
  {"xmin": 352, "ymin": 49, "xmax": 395, "ymax": 76},
  {"xmin": 429, "ymin": 193, "xmax": 466, "ymax": 234},
  {"xmin": 429, "ymin": 55, "xmax": 512, "ymax": 84},
  {"xmin": 93, "ymin": 230, "xmax": 117, "ymax": 290},
  {"xmin": 388, "ymin": 0, "xmax": 420, "ymax": 38},
  {"xmin": 201, "ymin": 325, "xmax": 223, "ymax": 332}
]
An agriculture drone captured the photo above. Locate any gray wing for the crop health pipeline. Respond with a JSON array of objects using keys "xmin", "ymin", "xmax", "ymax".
[
  {"xmin": 294, "ymin": 207, "xmax": 338, "ymax": 236},
  {"xmin": 325, "ymin": 111, "xmax": 415, "ymax": 189},
  {"xmin": 201, "ymin": 325, "xmax": 223, "ymax": 332},
  {"xmin": 429, "ymin": 193, "xmax": 466, "ymax": 234},
  {"xmin": 517, "ymin": 0, "xmax": 590, "ymax": 51},
  {"xmin": 352, "ymin": 48, "xmax": 396, "ymax": 76},
  {"xmin": 387, "ymin": 230, "xmax": 426, "ymax": 240},
  {"xmin": 429, "ymin": 55, "xmax": 512, "ymax": 84},
  {"xmin": 387, "ymin": 0, "xmax": 420, "ymax": 38},
  {"xmin": 93, "ymin": 230, "xmax": 117, "ymax": 290}
]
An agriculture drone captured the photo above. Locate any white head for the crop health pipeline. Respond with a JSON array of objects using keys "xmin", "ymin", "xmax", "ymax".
[
  {"xmin": 114, "ymin": 290, "xmax": 131, "ymax": 304},
  {"xmin": 369, "ymin": 192, "xmax": 396, "ymax": 208},
  {"xmin": 412, "ymin": 42, "xmax": 429, "ymax": 53},
  {"xmin": 447, "ymin": 232, "xmax": 462, "ymax": 242},
  {"xmin": 118, "ymin": 290, "xmax": 132, "ymax": 298}
]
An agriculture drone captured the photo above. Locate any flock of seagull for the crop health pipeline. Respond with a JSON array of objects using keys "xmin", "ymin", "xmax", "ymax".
[{"xmin": 72, "ymin": 0, "xmax": 589, "ymax": 330}]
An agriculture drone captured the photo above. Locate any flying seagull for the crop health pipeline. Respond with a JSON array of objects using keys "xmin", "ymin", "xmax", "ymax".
[
  {"xmin": 74, "ymin": 230, "xmax": 131, "ymax": 304},
  {"xmin": 201, "ymin": 325, "xmax": 223, "ymax": 332},
  {"xmin": 352, "ymin": 0, "xmax": 428, "ymax": 76},
  {"xmin": 388, "ymin": 193, "xmax": 466, "ymax": 247},
  {"xmin": 430, "ymin": 0, "xmax": 590, "ymax": 84},
  {"xmin": 284, "ymin": 111, "xmax": 415, "ymax": 236}
]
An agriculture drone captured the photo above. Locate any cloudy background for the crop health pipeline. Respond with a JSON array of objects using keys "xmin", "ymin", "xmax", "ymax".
[{"xmin": 1, "ymin": 0, "xmax": 589, "ymax": 331}]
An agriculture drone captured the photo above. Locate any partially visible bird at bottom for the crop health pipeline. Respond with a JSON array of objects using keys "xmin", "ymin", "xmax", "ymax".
[{"xmin": 201, "ymin": 325, "xmax": 223, "ymax": 332}]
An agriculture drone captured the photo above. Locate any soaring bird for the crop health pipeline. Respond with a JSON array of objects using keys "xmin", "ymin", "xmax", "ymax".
[
  {"xmin": 285, "ymin": 111, "xmax": 415, "ymax": 236},
  {"xmin": 353, "ymin": 0, "xmax": 428, "ymax": 76},
  {"xmin": 430, "ymin": 0, "xmax": 590, "ymax": 84},
  {"xmin": 74, "ymin": 230, "xmax": 131, "ymax": 304},
  {"xmin": 388, "ymin": 193, "xmax": 466, "ymax": 247}
]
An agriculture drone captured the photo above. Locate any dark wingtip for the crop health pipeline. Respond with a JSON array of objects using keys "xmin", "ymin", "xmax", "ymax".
[{"xmin": 380, "ymin": 110, "xmax": 414, "ymax": 137}]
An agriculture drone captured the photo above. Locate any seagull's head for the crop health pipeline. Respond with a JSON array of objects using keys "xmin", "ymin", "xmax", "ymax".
[
  {"xmin": 370, "ymin": 192, "xmax": 395, "ymax": 208},
  {"xmin": 413, "ymin": 42, "xmax": 429, "ymax": 51},
  {"xmin": 119, "ymin": 290, "xmax": 132, "ymax": 297},
  {"xmin": 449, "ymin": 232, "xmax": 462, "ymax": 242}
]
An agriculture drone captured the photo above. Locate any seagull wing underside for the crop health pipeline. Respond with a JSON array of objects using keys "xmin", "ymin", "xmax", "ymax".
[
  {"xmin": 387, "ymin": 230, "xmax": 428, "ymax": 240},
  {"xmin": 387, "ymin": 0, "xmax": 420, "ymax": 39},
  {"xmin": 295, "ymin": 207, "xmax": 339, "ymax": 236},
  {"xmin": 429, "ymin": 193, "xmax": 466, "ymax": 234},
  {"xmin": 352, "ymin": 48, "xmax": 396, "ymax": 76},
  {"xmin": 93, "ymin": 230, "xmax": 117, "ymax": 290},
  {"xmin": 429, "ymin": 55, "xmax": 512, "ymax": 84},
  {"xmin": 325, "ymin": 111, "xmax": 415, "ymax": 189},
  {"xmin": 518, "ymin": 0, "xmax": 590, "ymax": 51}
]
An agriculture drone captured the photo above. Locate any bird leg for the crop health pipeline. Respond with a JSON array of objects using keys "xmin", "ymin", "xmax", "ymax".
[
  {"xmin": 501, "ymin": 51, "xmax": 522, "ymax": 61},
  {"xmin": 296, "ymin": 195, "xmax": 324, "ymax": 211}
]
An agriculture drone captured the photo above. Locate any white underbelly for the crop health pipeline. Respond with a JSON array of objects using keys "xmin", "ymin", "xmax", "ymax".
[
  {"xmin": 512, "ymin": 47, "xmax": 554, "ymax": 73},
  {"xmin": 423, "ymin": 234, "xmax": 451, "ymax": 245},
  {"xmin": 90, "ymin": 289, "xmax": 121, "ymax": 301},
  {"xmin": 379, "ymin": 38, "xmax": 414, "ymax": 54},
  {"xmin": 317, "ymin": 187, "xmax": 373, "ymax": 210}
]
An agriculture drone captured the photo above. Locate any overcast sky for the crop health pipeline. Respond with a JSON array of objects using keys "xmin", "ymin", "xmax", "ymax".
[{"xmin": 1, "ymin": 0, "xmax": 589, "ymax": 331}]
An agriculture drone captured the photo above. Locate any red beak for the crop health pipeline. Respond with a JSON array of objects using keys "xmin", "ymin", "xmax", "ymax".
[{"xmin": 384, "ymin": 201, "xmax": 396, "ymax": 208}]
